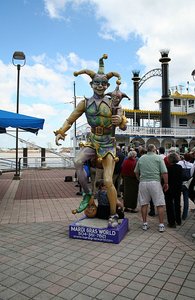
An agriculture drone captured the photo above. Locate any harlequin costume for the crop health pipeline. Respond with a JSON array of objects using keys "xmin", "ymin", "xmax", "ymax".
[{"xmin": 54, "ymin": 54, "xmax": 128, "ymax": 227}]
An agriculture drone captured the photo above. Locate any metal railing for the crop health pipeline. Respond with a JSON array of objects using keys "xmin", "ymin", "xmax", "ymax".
[
  {"xmin": 72, "ymin": 123, "xmax": 195, "ymax": 139},
  {"xmin": 115, "ymin": 125, "xmax": 195, "ymax": 138},
  {"xmin": 0, "ymin": 156, "xmax": 75, "ymax": 172},
  {"xmin": 0, "ymin": 158, "xmax": 16, "ymax": 170}
]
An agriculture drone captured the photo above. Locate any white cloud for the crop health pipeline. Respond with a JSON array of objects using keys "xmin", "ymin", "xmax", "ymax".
[
  {"xmin": 20, "ymin": 64, "xmax": 73, "ymax": 105},
  {"xmin": 68, "ymin": 52, "xmax": 98, "ymax": 70},
  {"xmin": 43, "ymin": 0, "xmax": 68, "ymax": 19},
  {"xmin": 43, "ymin": 0, "xmax": 195, "ymax": 88},
  {"xmin": 31, "ymin": 53, "xmax": 47, "ymax": 64},
  {"xmin": 68, "ymin": 52, "xmax": 80, "ymax": 66},
  {"xmin": 98, "ymin": 0, "xmax": 195, "ymax": 85}
]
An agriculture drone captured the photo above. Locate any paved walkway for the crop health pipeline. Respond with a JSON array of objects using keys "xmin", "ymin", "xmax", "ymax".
[{"xmin": 0, "ymin": 169, "xmax": 194, "ymax": 300}]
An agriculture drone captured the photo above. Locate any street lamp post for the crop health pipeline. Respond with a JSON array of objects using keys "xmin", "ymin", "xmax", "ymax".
[
  {"xmin": 73, "ymin": 81, "xmax": 77, "ymax": 157},
  {"xmin": 12, "ymin": 51, "xmax": 26, "ymax": 180},
  {"xmin": 65, "ymin": 82, "xmax": 82, "ymax": 157}
]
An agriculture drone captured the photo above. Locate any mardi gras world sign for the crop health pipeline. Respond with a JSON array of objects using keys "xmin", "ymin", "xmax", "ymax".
[{"xmin": 69, "ymin": 217, "xmax": 129, "ymax": 244}]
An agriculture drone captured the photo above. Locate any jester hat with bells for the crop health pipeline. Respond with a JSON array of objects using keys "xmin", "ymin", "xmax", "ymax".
[{"xmin": 73, "ymin": 54, "xmax": 121, "ymax": 87}]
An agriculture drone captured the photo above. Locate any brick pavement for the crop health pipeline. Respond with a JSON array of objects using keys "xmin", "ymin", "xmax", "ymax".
[
  {"xmin": 0, "ymin": 169, "xmax": 195, "ymax": 300},
  {"xmin": 0, "ymin": 169, "xmax": 84, "ymax": 224}
]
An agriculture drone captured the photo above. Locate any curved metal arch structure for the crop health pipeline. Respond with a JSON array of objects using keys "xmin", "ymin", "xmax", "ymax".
[
  {"xmin": 132, "ymin": 51, "xmax": 171, "ymax": 127},
  {"xmin": 138, "ymin": 68, "xmax": 162, "ymax": 89}
]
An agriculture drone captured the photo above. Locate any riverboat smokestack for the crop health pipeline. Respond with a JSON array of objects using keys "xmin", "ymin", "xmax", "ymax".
[
  {"xmin": 132, "ymin": 70, "xmax": 140, "ymax": 110},
  {"xmin": 159, "ymin": 50, "xmax": 172, "ymax": 128},
  {"xmin": 132, "ymin": 70, "xmax": 140, "ymax": 125}
]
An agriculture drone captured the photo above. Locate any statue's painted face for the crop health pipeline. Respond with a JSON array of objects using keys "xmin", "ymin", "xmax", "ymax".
[{"xmin": 90, "ymin": 75, "xmax": 109, "ymax": 96}]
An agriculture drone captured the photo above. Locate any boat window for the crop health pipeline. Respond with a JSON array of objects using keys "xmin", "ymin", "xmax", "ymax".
[
  {"xmin": 174, "ymin": 99, "xmax": 181, "ymax": 107},
  {"xmin": 189, "ymin": 100, "xmax": 194, "ymax": 107},
  {"xmin": 179, "ymin": 118, "xmax": 187, "ymax": 126}
]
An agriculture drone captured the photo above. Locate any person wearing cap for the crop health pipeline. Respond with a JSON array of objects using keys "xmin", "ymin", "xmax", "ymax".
[{"xmin": 54, "ymin": 54, "xmax": 128, "ymax": 227}]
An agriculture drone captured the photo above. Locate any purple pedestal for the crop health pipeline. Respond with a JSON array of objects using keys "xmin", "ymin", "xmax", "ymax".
[{"xmin": 69, "ymin": 217, "xmax": 129, "ymax": 244}]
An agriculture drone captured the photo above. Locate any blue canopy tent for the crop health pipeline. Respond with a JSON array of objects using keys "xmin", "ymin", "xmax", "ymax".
[{"xmin": 0, "ymin": 109, "xmax": 45, "ymax": 133}]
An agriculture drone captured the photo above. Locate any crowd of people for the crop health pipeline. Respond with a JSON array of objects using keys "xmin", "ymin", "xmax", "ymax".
[{"xmin": 84, "ymin": 143, "xmax": 195, "ymax": 234}]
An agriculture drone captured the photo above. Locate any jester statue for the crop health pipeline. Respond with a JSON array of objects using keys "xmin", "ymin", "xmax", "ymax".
[{"xmin": 54, "ymin": 54, "xmax": 129, "ymax": 227}]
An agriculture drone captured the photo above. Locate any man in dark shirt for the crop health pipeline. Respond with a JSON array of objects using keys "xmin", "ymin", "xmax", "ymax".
[{"xmin": 113, "ymin": 146, "xmax": 125, "ymax": 197}]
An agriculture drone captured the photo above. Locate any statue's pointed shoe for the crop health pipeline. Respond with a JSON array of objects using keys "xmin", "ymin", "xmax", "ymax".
[{"xmin": 72, "ymin": 192, "xmax": 92, "ymax": 214}]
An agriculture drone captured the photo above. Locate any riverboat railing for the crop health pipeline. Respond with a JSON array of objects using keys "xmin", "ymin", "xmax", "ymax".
[{"xmin": 73, "ymin": 123, "xmax": 195, "ymax": 139}]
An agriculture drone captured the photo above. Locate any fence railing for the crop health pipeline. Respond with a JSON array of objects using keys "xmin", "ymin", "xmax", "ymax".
[
  {"xmin": 0, "ymin": 156, "xmax": 75, "ymax": 172},
  {"xmin": 115, "ymin": 126, "xmax": 195, "ymax": 137},
  {"xmin": 73, "ymin": 123, "xmax": 195, "ymax": 139},
  {"xmin": 116, "ymin": 126, "xmax": 195, "ymax": 138},
  {"xmin": 0, "ymin": 158, "xmax": 16, "ymax": 170}
]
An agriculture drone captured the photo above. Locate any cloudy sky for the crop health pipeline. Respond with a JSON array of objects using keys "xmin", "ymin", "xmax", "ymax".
[{"xmin": 0, "ymin": 0, "xmax": 195, "ymax": 149}]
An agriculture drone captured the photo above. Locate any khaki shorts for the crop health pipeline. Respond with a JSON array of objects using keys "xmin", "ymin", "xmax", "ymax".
[{"xmin": 138, "ymin": 181, "xmax": 165, "ymax": 206}]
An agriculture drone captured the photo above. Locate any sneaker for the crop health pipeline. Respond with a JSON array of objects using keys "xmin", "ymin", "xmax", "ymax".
[
  {"xmin": 159, "ymin": 224, "xmax": 165, "ymax": 232},
  {"xmin": 142, "ymin": 223, "xmax": 148, "ymax": 231}
]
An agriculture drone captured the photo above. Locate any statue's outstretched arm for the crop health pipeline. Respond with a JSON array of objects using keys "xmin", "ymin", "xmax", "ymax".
[{"xmin": 54, "ymin": 100, "xmax": 85, "ymax": 145}]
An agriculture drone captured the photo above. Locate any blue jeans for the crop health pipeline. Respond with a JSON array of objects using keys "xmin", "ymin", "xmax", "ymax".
[{"xmin": 182, "ymin": 185, "xmax": 189, "ymax": 220}]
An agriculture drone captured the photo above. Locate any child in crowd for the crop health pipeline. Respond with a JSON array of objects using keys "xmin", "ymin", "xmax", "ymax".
[{"xmin": 96, "ymin": 179, "xmax": 124, "ymax": 220}]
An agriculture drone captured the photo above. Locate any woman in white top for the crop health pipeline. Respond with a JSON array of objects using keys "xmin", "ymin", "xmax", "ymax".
[{"xmin": 178, "ymin": 153, "xmax": 194, "ymax": 220}]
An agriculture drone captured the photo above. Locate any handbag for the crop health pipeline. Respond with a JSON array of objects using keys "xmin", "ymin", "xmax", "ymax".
[{"xmin": 182, "ymin": 161, "xmax": 191, "ymax": 182}]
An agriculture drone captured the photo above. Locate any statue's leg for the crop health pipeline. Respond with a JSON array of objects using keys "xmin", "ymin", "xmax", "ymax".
[
  {"xmin": 102, "ymin": 154, "xmax": 119, "ymax": 227},
  {"xmin": 72, "ymin": 147, "xmax": 96, "ymax": 214}
]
